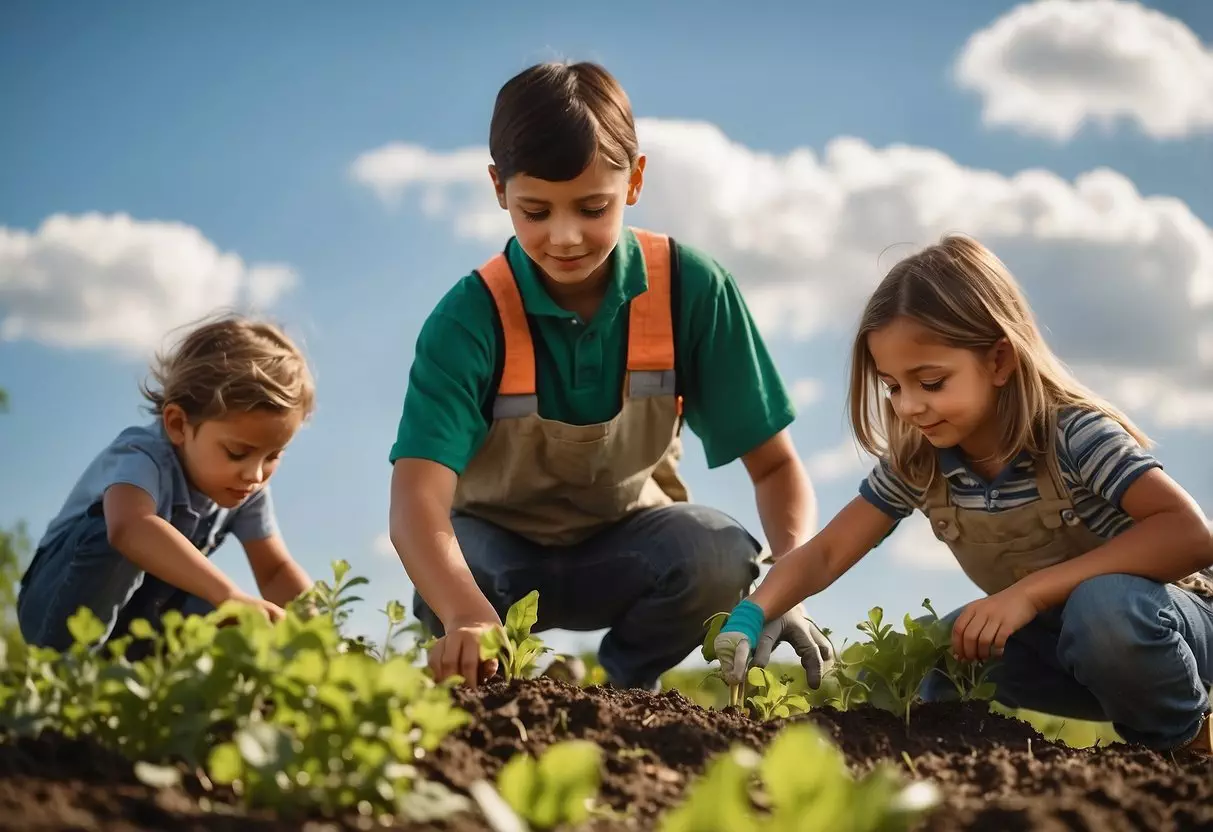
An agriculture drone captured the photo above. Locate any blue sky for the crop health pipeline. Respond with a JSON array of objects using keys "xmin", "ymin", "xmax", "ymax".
[{"xmin": 2, "ymin": 0, "xmax": 1212, "ymax": 663}]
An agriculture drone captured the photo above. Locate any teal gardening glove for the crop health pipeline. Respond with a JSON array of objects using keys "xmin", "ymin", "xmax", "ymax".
[{"xmin": 714, "ymin": 599, "xmax": 836, "ymax": 688}]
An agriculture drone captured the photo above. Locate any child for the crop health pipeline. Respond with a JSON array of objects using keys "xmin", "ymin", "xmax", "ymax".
[
  {"xmin": 18, "ymin": 313, "xmax": 316, "ymax": 651},
  {"xmin": 388, "ymin": 60, "xmax": 835, "ymax": 691},
  {"xmin": 714, "ymin": 235, "xmax": 1213, "ymax": 754}
]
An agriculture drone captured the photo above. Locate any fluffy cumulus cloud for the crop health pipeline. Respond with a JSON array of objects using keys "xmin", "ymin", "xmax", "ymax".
[
  {"xmin": 954, "ymin": 0, "xmax": 1213, "ymax": 140},
  {"xmin": 351, "ymin": 117, "xmax": 1213, "ymax": 428},
  {"xmin": 0, "ymin": 212, "xmax": 297, "ymax": 355},
  {"xmin": 884, "ymin": 512, "xmax": 961, "ymax": 572}
]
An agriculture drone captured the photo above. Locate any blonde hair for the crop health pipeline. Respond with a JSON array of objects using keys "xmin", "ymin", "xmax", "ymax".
[
  {"xmin": 141, "ymin": 312, "xmax": 315, "ymax": 423},
  {"xmin": 848, "ymin": 234, "xmax": 1148, "ymax": 491}
]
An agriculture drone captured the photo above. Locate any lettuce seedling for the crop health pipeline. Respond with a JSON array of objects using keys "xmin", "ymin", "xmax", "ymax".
[
  {"xmin": 701, "ymin": 611, "xmax": 746, "ymax": 708},
  {"xmin": 658, "ymin": 722, "xmax": 940, "ymax": 832},
  {"xmin": 479, "ymin": 590, "xmax": 550, "ymax": 682},
  {"xmin": 744, "ymin": 666, "xmax": 810, "ymax": 722},
  {"xmin": 497, "ymin": 739, "xmax": 602, "ymax": 829}
]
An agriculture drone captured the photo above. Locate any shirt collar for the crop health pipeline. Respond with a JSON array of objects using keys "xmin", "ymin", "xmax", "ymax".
[
  {"xmin": 937, "ymin": 446, "xmax": 1034, "ymax": 481},
  {"xmin": 504, "ymin": 228, "xmax": 647, "ymax": 322}
]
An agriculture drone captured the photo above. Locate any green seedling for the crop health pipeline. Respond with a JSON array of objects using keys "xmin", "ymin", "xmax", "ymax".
[
  {"xmin": 658, "ymin": 721, "xmax": 940, "ymax": 832},
  {"xmin": 479, "ymin": 590, "xmax": 551, "ymax": 682},
  {"xmin": 744, "ymin": 666, "xmax": 810, "ymax": 722},
  {"xmin": 701, "ymin": 611, "xmax": 747, "ymax": 708},
  {"xmin": 920, "ymin": 599, "xmax": 997, "ymax": 702},
  {"xmin": 0, "ymin": 561, "xmax": 473, "ymax": 822},
  {"xmin": 497, "ymin": 740, "xmax": 603, "ymax": 830}
]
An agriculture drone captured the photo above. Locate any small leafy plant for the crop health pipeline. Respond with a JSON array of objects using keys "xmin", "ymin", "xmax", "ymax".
[
  {"xmin": 700, "ymin": 611, "xmax": 747, "ymax": 708},
  {"xmin": 744, "ymin": 666, "xmax": 810, "ymax": 722},
  {"xmin": 479, "ymin": 590, "xmax": 551, "ymax": 682},
  {"xmin": 496, "ymin": 740, "xmax": 603, "ymax": 830},
  {"xmin": 0, "ymin": 561, "xmax": 474, "ymax": 824},
  {"xmin": 658, "ymin": 721, "xmax": 940, "ymax": 832}
]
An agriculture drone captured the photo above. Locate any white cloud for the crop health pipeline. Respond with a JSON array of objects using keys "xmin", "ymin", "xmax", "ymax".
[
  {"xmin": 806, "ymin": 437, "xmax": 873, "ymax": 484},
  {"xmin": 351, "ymin": 117, "xmax": 1213, "ymax": 428},
  {"xmin": 791, "ymin": 378, "xmax": 824, "ymax": 409},
  {"xmin": 884, "ymin": 512, "xmax": 961, "ymax": 572},
  {"xmin": 373, "ymin": 532, "xmax": 396, "ymax": 559},
  {"xmin": 954, "ymin": 0, "xmax": 1213, "ymax": 141},
  {"xmin": 0, "ymin": 212, "xmax": 297, "ymax": 355}
]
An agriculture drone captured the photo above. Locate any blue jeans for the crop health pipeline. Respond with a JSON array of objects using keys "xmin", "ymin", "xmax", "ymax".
[
  {"xmin": 17, "ymin": 511, "xmax": 214, "ymax": 652},
  {"xmin": 413, "ymin": 503, "xmax": 762, "ymax": 690},
  {"xmin": 921, "ymin": 573, "xmax": 1213, "ymax": 750}
]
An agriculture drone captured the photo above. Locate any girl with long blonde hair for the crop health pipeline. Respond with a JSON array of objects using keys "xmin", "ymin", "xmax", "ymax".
[{"xmin": 714, "ymin": 234, "xmax": 1213, "ymax": 755}]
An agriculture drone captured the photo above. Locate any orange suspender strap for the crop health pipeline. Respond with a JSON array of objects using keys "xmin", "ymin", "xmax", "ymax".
[
  {"xmin": 475, "ymin": 253, "xmax": 536, "ymax": 397},
  {"xmin": 626, "ymin": 228, "xmax": 676, "ymax": 372}
]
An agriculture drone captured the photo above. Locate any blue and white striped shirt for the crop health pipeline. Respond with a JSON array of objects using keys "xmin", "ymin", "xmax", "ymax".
[{"xmin": 859, "ymin": 407, "xmax": 1159, "ymax": 540}]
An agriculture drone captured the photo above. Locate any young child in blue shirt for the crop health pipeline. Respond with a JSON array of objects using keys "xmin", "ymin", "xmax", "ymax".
[
  {"xmin": 715, "ymin": 234, "xmax": 1213, "ymax": 755},
  {"xmin": 18, "ymin": 314, "xmax": 316, "ymax": 651}
]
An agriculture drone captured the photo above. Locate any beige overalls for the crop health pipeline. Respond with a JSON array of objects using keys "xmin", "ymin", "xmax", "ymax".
[
  {"xmin": 451, "ymin": 227, "xmax": 691, "ymax": 547},
  {"xmin": 924, "ymin": 412, "xmax": 1213, "ymax": 599}
]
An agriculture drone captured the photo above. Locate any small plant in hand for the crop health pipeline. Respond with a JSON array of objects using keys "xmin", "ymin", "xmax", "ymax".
[
  {"xmin": 478, "ymin": 590, "xmax": 551, "ymax": 682},
  {"xmin": 700, "ymin": 611, "xmax": 747, "ymax": 708}
]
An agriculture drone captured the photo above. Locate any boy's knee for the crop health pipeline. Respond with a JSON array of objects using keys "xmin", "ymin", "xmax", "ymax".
[{"xmin": 654, "ymin": 505, "xmax": 760, "ymax": 616}]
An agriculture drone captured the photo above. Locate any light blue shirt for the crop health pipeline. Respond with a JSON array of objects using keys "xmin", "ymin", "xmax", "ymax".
[{"xmin": 37, "ymin": 421, "xmax": 278, "ymax": 556}]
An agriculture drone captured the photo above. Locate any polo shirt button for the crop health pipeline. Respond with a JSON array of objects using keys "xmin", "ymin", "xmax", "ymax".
[{"xmin": 990, "ymin": 489, "xmax": 1000, "ymax": 498}]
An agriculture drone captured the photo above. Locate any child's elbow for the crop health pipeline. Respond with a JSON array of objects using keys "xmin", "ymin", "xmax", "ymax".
[{"xmin": 1177, "ymin": 510, "xmax": 1213, "ymax": 568}]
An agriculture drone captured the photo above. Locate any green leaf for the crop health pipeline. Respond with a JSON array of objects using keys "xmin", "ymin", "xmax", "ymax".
[
  {"xmin": 505, "ymin": 590, "xmax": 540, "ymax": 639},
  {"xmin": 385, "ymin": 600, "xmax": 406, "ymax": 624},
  {"xmin": 497, "ymin": 754, "xmax": 539, "ymax": 820},
  {"xmin": 67, "ymin": 608, "xmax": 106, "ymax": 646},
  {"xmin": 700, "ymin": 612, "xmax": 729, "ymax": 662},
  {"xmin": 208, "ymin": 742, "xmax": 243, "ymax": 785}
]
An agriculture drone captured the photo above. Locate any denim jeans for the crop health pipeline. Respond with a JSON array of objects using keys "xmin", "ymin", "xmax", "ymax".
[
  {"xmin": 920, "ymin": 573, "xmax": 1213, "ymax": 750},
  {"xmin": 412, "ymin": 503, "xmax": 763, "ymax": 690},
  {"xmin": 17, "ymin": 511, "xmax": 214, "ymax": 652}
]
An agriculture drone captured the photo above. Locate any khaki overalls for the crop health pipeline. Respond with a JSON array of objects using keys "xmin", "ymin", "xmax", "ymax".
[
  {"xmin": 924, "ymin": 412, "xmax": 1213, "ymax": 599},
  {"xmin": 451, "ymin": 228, "xmax": 691, "ymax": 547}
]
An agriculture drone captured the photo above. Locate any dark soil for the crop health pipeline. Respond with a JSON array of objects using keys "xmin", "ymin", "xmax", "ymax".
[{"xmin": 1, "ymin": 676, "xmax": 1210, "ymax": 831}]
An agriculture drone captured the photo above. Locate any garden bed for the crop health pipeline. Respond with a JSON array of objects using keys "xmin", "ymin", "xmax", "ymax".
[{"xmin": 2, "ymin": 676, "xmax": 1210, "ymax": 831}]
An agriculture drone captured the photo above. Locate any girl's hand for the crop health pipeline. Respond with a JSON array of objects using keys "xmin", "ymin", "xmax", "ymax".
[{"xmin": 951, "ymin": 586, "xmax": 1040, "ymax": 662}]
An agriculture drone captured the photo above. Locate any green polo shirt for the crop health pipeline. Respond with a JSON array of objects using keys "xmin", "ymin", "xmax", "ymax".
[{"xmin": 390, "ymin": 228, "xmax": 795, "ymax": 473}]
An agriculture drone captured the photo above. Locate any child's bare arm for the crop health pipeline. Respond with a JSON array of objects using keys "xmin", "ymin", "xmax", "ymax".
[
  {"xmin": 1020, "ymin": 468, "xmax": 1213, "ymax": 610},
  {"xmin": 103, "ymin": 484, "xmax": 250, "ymax": 608},
  {"xmin": 747, "ymin": 495, "xmax": 898, "ymax": 619},
  {"xmin": 242, "ymin": 535, "xmax": 313, "ymax": 607}
]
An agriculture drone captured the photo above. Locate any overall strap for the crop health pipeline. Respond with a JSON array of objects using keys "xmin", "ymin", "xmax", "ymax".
[
  {"xmin": 475, "ymin": 253, "xmax": 538, "ymax": 418},
  {"xmin": 626, "ymin": 228, "xmax": 678, "ymax": 404},
  {"xmin": 1033, "ymin": 408, "xmax": 1082, "ymax": 529},
  {"xmin": 626, "ymin": 228, "xmax": 675, "ymax": 372}
]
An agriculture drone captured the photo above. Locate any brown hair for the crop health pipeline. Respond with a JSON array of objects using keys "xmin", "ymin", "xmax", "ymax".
[
  {"xmin": 489, "ymin": 61, "xmax": 639, "ymax": 182},
  {"xmin": 848, "ymin": 234, "xmax": 1148, "ymax": 491},
  {"xmin": 141, "ymin": 312, "xmax": 315, "ymax": 423}
]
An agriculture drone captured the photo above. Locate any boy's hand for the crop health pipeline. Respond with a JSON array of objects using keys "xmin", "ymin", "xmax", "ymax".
[
  {"xmin": 428, "ymin": 619, "xmax": 500, "ymax": 687},
  {"xmin": 951, "ymin": 586, "xmax": 1039, "ymax": 661},
  {"xmin": 214, "ymin": 592, "xmax": 285, "ymax": 627}
]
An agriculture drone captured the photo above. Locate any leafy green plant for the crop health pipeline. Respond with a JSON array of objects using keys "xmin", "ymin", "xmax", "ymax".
[
  {"xmin": 701, "ymin": 611, "xmax": 747, "ymax": 708},
  {"xmin": 744, "ymin": 666, "xmax": 810, "ymax": 722},
  {"xmin": 0, "ymin": 561, "xmax": 474, "ymax": 823},
  {"xmin": 479, "ymin": 590, "xmax": 550, "ymax": 682},
  {"xmin": 920, "ymin": 599, "xmax": 996, "ymax": 702},
  {"xmin": 658, "ymin": 721, "xmax": 940, "ymax": 832},
  {"xmin": 496, "ymin": 740, "xmax": 603, "ymax": 829}
]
